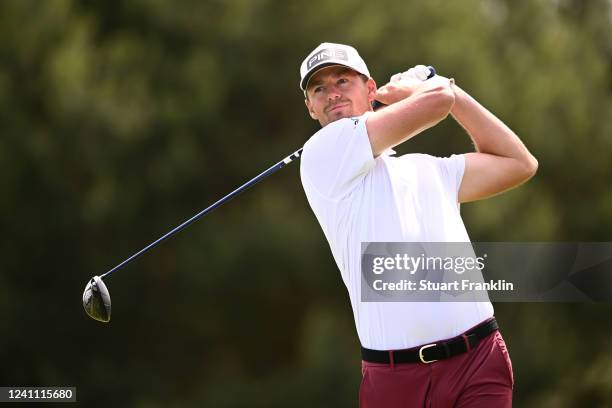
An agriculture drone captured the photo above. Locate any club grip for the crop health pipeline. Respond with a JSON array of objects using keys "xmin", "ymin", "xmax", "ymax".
[
  {"xmin": 372, "ymin": 65, "xmax": 436, "ymax": 111},
  {"xmin": 426, "ymin": 65, "xmax": 436, "ymax": 78}
]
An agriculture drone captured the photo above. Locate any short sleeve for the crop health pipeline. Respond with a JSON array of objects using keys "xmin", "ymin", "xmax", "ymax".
[
  {"xmin": 300, "ymin": 115, "xmax": 375, "ymax": 200},
  {"xmin": 433, "ymin": 154, "xmax": 465, "ymax": 202}
]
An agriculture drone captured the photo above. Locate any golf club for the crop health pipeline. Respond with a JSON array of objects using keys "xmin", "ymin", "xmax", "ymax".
[
  {"xmin": 82, "ymin": 66, "xmax": 437, "ymax": 323},
  {"xmin": 82, "ymin": 148, "xmax": 302, "ymax": 322}
]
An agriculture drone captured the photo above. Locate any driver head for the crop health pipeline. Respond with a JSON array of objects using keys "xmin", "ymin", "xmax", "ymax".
[{"xmin": 83, "ymin": 276, "xmax": 111, "ymax": 323}]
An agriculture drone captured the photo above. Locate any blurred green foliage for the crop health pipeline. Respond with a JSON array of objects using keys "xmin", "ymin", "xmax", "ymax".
[{"xmin": 0, "ymin": 0, "xmax": 611, "ymax": 406}]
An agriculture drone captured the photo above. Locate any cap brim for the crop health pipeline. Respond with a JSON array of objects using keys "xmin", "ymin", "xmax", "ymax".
[{"xmin": 301, "ymin": 62, "xmax": 354, "ymax": 92}]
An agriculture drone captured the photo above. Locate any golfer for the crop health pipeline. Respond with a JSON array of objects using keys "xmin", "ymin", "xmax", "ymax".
[{"xmin": 299, "ymin": 43, "xmax": 537, "ymax": 407}]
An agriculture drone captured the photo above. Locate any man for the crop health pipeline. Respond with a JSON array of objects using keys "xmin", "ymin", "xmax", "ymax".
[{"xmin": 298, "ymin": 42, "xmax": 537, "ymax": 407}]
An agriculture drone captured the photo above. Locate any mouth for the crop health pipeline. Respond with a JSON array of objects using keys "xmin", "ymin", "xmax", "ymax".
[{"xmin": 327, "ymin": 103, "xmax": 350, "ymax": 113}]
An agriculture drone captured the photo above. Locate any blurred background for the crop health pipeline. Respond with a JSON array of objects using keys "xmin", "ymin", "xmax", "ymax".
[{"xmin": 1, "ymin": 0, "xmax": 611, "ymax": 406}]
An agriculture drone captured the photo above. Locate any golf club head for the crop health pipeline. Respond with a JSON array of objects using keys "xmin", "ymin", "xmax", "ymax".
[{"xmin": 83, "ymin": 276, "xmax": 111, "ymax": 323}]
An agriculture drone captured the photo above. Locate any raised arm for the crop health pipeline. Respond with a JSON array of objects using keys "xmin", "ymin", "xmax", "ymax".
[
  {"xmin": 366, "ymin": 76, "xmax": 456, "ymax": 157},
  {"xmin": 451, "ymin": 84, "xmax": 538, "ymax": 203}
]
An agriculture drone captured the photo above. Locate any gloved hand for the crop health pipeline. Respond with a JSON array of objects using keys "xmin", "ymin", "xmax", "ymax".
[
  {"xmin": 389, "ymin": 65, "xmax": 433, "ymax": 83},
  {"xmin": 375, "ymin": 65, "xmax": 436, "ymax": 106}
]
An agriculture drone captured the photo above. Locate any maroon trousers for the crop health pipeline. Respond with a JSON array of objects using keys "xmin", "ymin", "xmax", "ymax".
[{"xmin": 359, "ymin": 330, "xmax": 514, "ymax": 407}]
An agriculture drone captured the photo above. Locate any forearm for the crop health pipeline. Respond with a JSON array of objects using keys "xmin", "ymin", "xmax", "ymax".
[
  {"xmin": 367, "ymin": 77, "xmax": 455, "ymax": 156},
  {"xmin": 450, "ymin": 84, "xmax": 537, "ymax": 169}
]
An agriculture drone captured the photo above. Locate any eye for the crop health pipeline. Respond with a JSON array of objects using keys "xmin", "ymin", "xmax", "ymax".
[
  {"xmin": 313, "ymin": 86, "xmax": 324, "ymax": 93},
  {"xmin": 337, "ymin": 78, "xmax": 349, "ymax": 85}
]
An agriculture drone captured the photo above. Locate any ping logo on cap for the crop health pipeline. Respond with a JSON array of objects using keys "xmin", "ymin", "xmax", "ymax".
[{"xmin": 307, "ymin": 48, "xmax": 348, "ymax": 69}]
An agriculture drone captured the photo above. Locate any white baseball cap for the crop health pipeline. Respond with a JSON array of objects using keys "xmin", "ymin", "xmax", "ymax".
[{"xmin": 299, "ymin": 42, "xmax": 371, "ymax": 91}]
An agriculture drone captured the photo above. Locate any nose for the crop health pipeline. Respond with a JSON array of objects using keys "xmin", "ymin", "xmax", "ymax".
[{"xmin": 327, "ymin": 85, "xmax": 342, "ymax": 101}]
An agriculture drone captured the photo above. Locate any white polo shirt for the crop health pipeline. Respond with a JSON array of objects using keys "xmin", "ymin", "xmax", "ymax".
[{"xmin": 300, "ymin": 112, "xmax": 494, "ymax": 350}]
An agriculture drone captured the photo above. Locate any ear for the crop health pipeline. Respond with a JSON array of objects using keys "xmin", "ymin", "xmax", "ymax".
[
  {"xmin": 305, "ymin": 98, "xmax": 318, "ymax": 120},
  {"xmin": 366, "ymin": 78, "xmax": 378, "ymax": 103}
]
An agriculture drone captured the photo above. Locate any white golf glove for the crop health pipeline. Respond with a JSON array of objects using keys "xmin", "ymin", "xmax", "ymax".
[{"xmin": 390, "ymin": 65, "xmax": 432, "ymax": 83}]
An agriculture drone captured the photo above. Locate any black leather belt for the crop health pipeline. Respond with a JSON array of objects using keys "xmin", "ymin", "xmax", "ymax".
[{"xmin": 361, "ymin": 317, "xmax": 498, "ymax": 364}]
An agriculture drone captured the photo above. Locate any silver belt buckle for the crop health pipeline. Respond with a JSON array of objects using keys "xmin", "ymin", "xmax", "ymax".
[{"xmin": 419, "ymin": 343, "xmax": 438, "ymax": 364}]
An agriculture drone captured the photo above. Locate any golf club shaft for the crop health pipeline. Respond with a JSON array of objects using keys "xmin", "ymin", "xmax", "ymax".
[{"xmin": 100, "ymin": 148, "xmax": 303, "ymax": 279}]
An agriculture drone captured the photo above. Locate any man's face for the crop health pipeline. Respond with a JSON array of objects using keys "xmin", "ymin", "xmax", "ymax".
[{"xmin": 304, "ymin": 66, "xmax": 377, "ymax": 127}]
